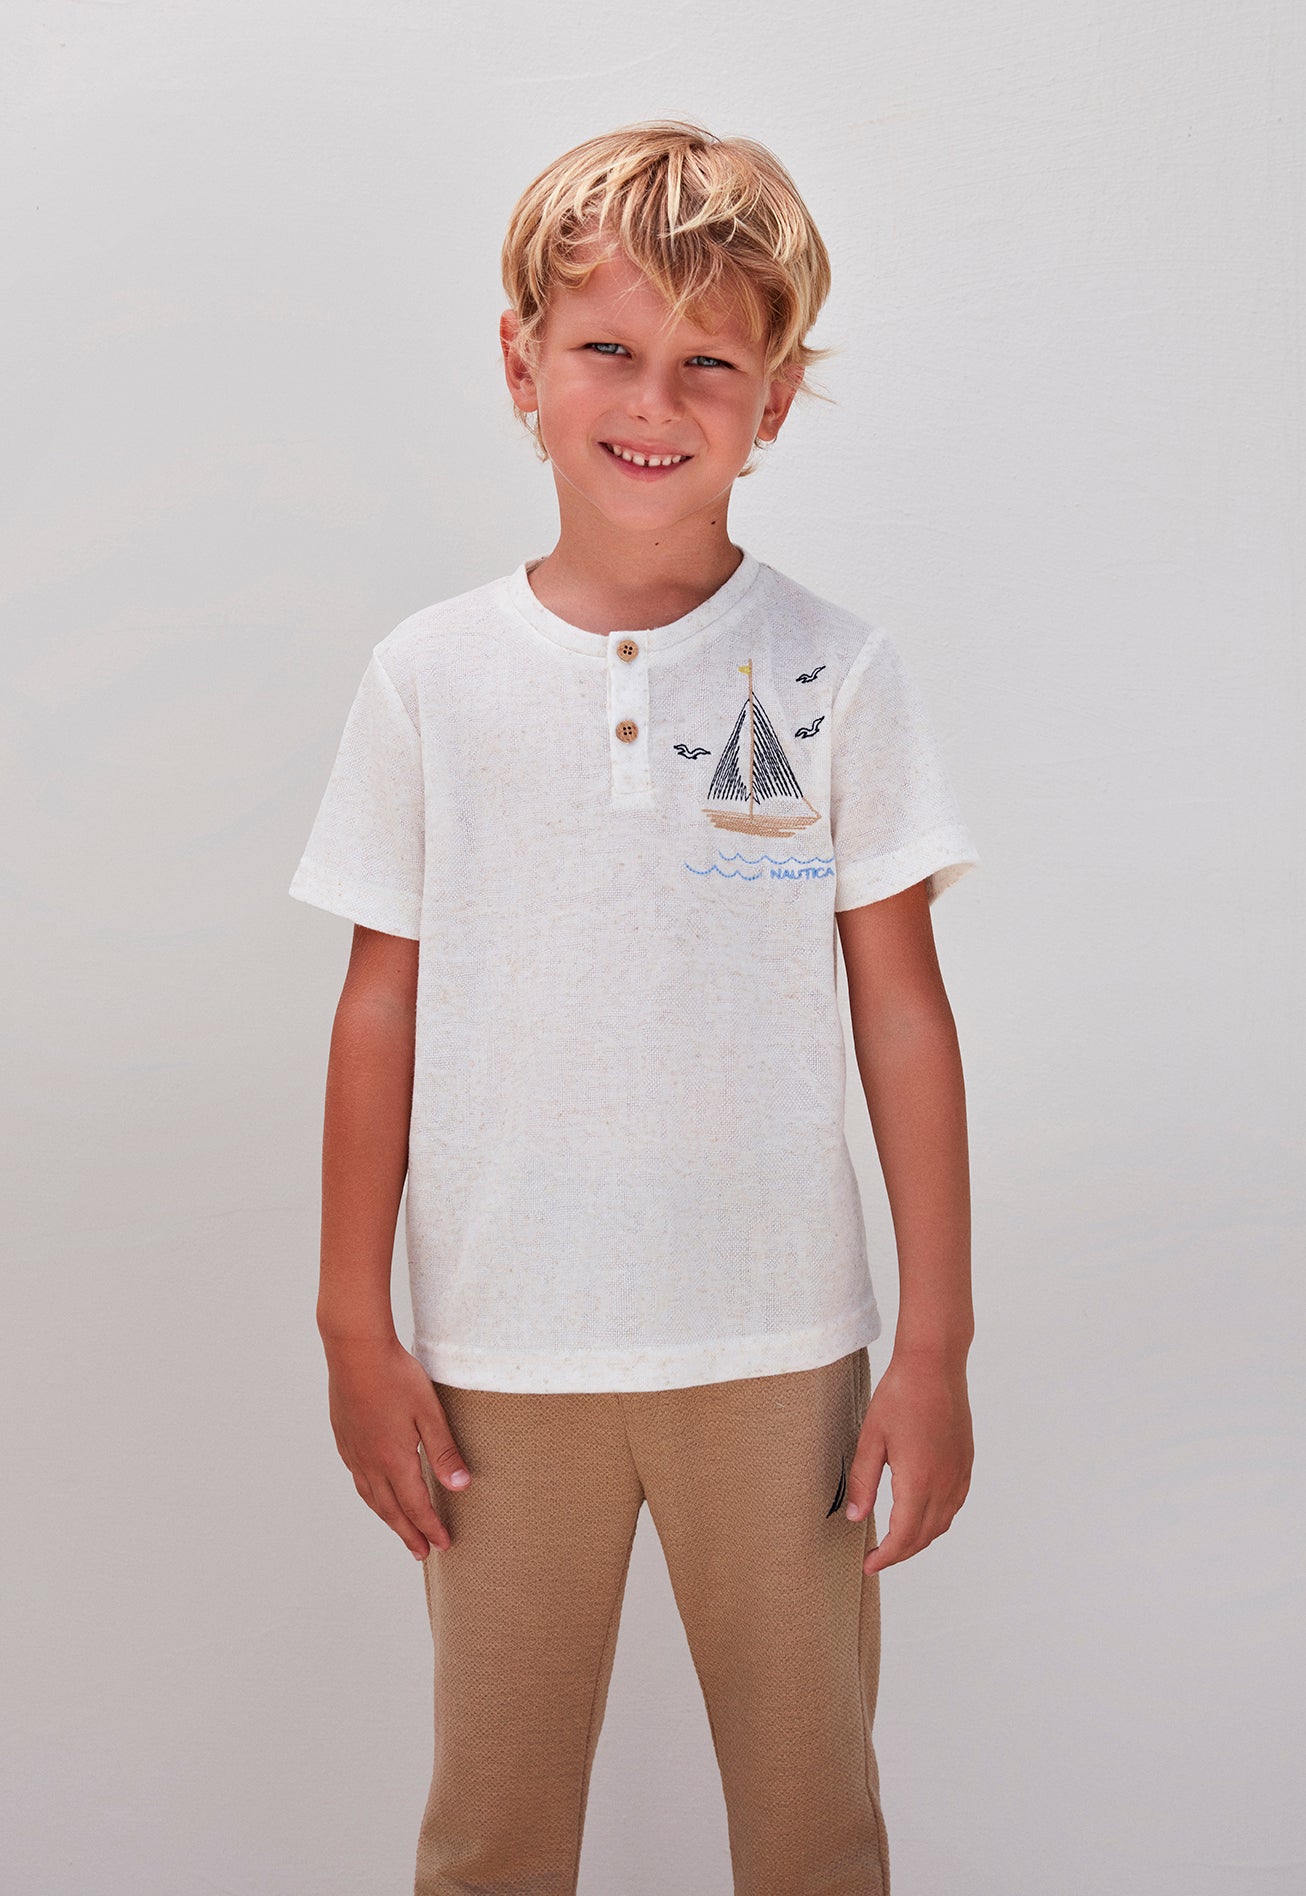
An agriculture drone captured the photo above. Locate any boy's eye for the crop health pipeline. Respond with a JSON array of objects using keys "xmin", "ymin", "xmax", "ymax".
[{"xmin": 583, "ymin": 342, "xmax": 732, "ymax": 369}]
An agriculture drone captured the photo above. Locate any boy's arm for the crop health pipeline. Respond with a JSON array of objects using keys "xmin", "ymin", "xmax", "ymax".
[
  {"xmin": 316, "ymin": 924, "xmax": 471, "ymax": 1561},
  {"xmin": 836, "ymin": 878, "xmax": 975, "ymax": 1574},
  {"xmin": 318, "ymin": 923, "xmax": 420, "ymax": 1346}
]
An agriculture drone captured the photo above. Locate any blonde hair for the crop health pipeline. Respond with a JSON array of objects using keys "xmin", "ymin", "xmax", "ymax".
[{"xmin": 500, "ymin": 118, "xmax": 836, "ymax": 473}]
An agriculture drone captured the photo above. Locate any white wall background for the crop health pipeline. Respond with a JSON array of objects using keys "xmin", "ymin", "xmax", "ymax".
[{"xmin": 2, "ymin": 3, "xmax": 1302, "ymax": 1892}]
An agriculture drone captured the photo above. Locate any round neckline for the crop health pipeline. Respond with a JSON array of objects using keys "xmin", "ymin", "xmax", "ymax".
[{"xmin": 501, "ymin": 545, "xmax": 763, "ymax": 656}]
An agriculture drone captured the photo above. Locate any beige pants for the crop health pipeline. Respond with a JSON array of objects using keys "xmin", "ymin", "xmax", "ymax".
[{"xmin": 415, "ymin": 1346, "xmax": 888, "ymax": 1895}]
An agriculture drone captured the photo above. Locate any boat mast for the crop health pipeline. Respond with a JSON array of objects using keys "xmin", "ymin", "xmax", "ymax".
[{"xmin": 745, "ymin": 659, "xmax": 755, "ymax": 816}]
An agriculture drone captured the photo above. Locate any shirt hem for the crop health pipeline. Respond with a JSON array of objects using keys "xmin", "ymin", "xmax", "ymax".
[
  {"xmin": 410, "ymin": 1305, "xmax": 882, "ymax": 1393},
  {"xmin": 288, "ymin": 861, "xmax": 422, "ymax": 939},
  {"xmin": 834, "ymin": 827, "xmax": 979, "ymax": 912}
]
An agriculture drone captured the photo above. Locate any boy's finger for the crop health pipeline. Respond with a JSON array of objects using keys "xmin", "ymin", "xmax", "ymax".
[
  {"xmin": 863, "ymin": 1488, "xmax": 927, "ymax": 1574},
  {"xmin": 844, "ymin": 1440, "xmax": 886, "ymax": 1522},
  {"xmin": 391, "ymin": 1459, "xmax": 453, "ymax": 1556},
  {"xmin": 421, "ymin": 1429, "xmax": 473, "ymax": 1495},
  {"xmin": 417, "ymin": 1425, "xmax": 473, "ymax": 1494},
  {"xmin": 366, "ymin": 1472, "xmax": 439, "ymax": 1562}
]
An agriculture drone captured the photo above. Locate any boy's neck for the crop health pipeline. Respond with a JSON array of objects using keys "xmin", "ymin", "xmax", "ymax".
[{"xmin": 525, "ymin": 520, "xmax": 745, "ymax": 637}]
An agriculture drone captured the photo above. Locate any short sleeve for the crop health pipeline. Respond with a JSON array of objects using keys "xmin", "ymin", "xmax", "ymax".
[
  {"xmin": 829, "ymin": 628, "xmax": 979, "ymax": 911},
  {"xmin": 288, "ymin": 649, "xmax": 425, "ymax": 938}
]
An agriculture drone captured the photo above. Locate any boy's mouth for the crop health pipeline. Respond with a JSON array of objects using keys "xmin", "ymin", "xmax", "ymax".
[{"xmin": 600, "ymin": 440, "xmax": 693, "ymax": 474}]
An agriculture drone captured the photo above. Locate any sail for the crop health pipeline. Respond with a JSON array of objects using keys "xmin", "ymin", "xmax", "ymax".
[
  {"xmin": 705, "ymin": 694, "xmax": 805, "ymax": 805},
  {"xmin": 706, "ymin": 703, "xmax": 752, "ymax": 804},
  {"xmin": 748, "ymin": 696, "xmax": 806, "ymax": 801}
]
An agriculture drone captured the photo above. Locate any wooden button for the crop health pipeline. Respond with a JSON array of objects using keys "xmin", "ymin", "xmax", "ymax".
[
  {"xmin": 615, "ymin": 718, "xmax": 639, "ymax": 743},
  {"xmin": 617, "ymin": 638, "xmax": 639, "ymax": 662}
]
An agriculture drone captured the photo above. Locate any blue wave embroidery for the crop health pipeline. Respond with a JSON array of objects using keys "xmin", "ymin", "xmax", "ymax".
[
  {"xmin": 684, "ymin": 848, "xmax": 835, "ymax": 883},
  {"xmin": 714, "ymin": 850, "xmax": 834, "ymax": 866}
]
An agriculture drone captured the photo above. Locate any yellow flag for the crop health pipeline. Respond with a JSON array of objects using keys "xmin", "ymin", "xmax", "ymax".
[{"xmin": 738, "ymin": 661, "xmax": 751, "ymax": 673}]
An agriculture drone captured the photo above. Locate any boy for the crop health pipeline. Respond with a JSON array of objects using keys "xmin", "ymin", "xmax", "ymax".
[{"xmin": 290, "ymin": 120, "xmax": 978, "ymax": 1896}]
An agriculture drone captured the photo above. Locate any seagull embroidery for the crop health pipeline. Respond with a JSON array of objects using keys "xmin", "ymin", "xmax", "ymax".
[
  {"xmin": 674, "ymin": 742, "xmax": 710, "ymax": 759},
  {"xmin": 796, "ymin": 664, "xmax": 826, "ymax": 683},
  {"xmin": 795, "ymin": 715, "xmax": 825, "ymax": 740}
]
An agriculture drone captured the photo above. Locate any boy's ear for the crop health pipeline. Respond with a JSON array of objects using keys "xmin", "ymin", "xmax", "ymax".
[
  {"xmin": 758, "ymin": 364, "xmax": 804, "ymax": 444},
  {"xmin": 500, "ymin": 309, "xmax": 538, "ymax": 411}
]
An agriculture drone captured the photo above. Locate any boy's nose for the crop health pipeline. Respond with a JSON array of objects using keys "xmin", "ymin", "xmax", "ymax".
[{"xmin": 629, "ymin": 373, "xmax": 682, "ymax": 425}]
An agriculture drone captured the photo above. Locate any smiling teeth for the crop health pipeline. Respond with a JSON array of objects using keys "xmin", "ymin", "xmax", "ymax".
[{"xmin": 607, "ymin": 445, "xmax": 686, "ymax": 466}]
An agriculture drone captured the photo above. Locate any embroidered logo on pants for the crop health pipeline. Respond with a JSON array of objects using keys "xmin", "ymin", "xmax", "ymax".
[{"xmin": 826, "ymin": 1450, "xmax": 848, "ymax": 1517}]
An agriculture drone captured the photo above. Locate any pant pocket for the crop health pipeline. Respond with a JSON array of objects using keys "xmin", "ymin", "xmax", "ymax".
[{"xmin": 852, "ymin": 1343, "xmax": 871, "ymax": 1424}]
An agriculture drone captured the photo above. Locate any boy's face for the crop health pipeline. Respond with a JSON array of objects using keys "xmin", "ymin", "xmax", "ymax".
[{"xmin": 500, "ymin": 244, "xmax": 802, "ymax": 533}]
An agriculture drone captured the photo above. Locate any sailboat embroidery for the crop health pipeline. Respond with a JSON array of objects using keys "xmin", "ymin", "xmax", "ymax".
[{"xmin": 702, "ymin": 661, "xmax": 823, "ymax": 838}]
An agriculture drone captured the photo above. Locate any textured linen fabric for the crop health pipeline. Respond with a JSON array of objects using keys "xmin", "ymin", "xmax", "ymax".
[
  {"xmin": 413, "ymin": 1348, "xmax": 888, "ymax": 1895},
  {"xmin": 289, "ymin": 546, "xmax": 978, "ymax": 1392}
]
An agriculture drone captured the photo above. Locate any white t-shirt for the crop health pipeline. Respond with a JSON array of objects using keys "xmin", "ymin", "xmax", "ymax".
[{"xmin": 289, "ymin": 546, "xmax": 978, "ymax": 1392}]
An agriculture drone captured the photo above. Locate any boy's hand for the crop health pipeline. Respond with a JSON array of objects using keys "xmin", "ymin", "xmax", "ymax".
[
  {"xmin": 323, "ymin": 1334, "xmax": 472, "ymax": 1561},
  {"xmin": 843, "ymin": 1350, "xmax": 973, "ymax": 1575}
]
